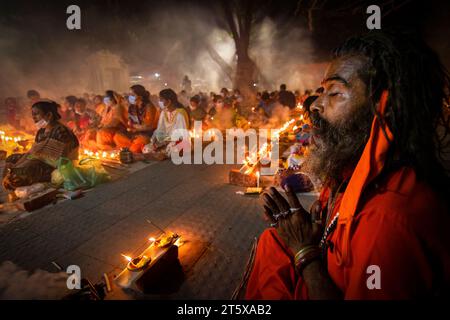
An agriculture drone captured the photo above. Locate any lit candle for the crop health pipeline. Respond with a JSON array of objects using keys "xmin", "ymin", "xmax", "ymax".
[
  {"xmin": 122, "ymin": 253, "xmax": 151, "ymax": 271},
  {"xmin": 121, "ymin": 254, "xmax": 132, "ymax": 262},
  {"xmin": 256, "ymin": 171, "xmax": 260, "ymax": 188},
  {"xmin": 174, "ymin": 237, "xmax": 184, "ymax": 247}
]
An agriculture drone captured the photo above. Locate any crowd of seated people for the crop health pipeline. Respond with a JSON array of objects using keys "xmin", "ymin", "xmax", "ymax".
[
  {"xmin": 3, "ymin": 83, "xmax": 310, "ymax": 137},
  {"xmin": 1, "ymin": 83, "xmax": 312, "ymax": 190}
]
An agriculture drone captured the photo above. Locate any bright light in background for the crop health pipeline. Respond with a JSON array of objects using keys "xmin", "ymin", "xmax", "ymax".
[
  {"xmin": 154, "ymin": 73, "xmax": 160, "ymax": 78},
  {"xmin": 193, "ymin": 29, "xmax": 236, "ymax": 92}
]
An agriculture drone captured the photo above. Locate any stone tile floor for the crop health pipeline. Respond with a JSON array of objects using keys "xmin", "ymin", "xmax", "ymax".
[{"xmin": 0, "ymin": 161, "xmax": 318, "ymax": 299}]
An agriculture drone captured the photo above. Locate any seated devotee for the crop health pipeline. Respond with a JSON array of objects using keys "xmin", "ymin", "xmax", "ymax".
[
  {"xmin": 278, "ymin": 84, "xmax": 296, "ymax": 109},
  {"xmin": 142, "ymin": 89, "xmax": 189, "ymax": 159},
  {"xmin": 245, "ymin": 31, "xmax": 450, "ymax": 300},
  {"xmin": 27, "ymin": 89, "xmax": 41, "ymax": 105},
  {"xmin": 73, "ymin": 98, "xmax": 101, "ymax": 150},
  {"xmin": 257, "ymin": 91, "xmax": 275, "ymax": 118},
  {"xmin": 73, "ymin": 98, "xmax": 101, "ymax": 134},
  {"xmin": 2, "ymin": 101, "xmax": 79, "ymax": 190},
  {"xmin": 300, "ymin": 94, "xmax": 319, "ymax": 125},
  {"xmin": 96, "ymin": 90, "xmax": 128, "ymax": 150},
  {"xmin": 206, "ymin": 95, "xmax": 236, "ymax": 129},
  {"xmin": 188, "ymin": 95, "xmax": 207, "ymax": 128},
  {"xmin": 114, "ymin": 85, "xmax": 159, "ymax": 153},
  {"xmin": 233, "ymin": 89, "xmax": 243, "ymax": 104},
  {"xmin": 220, "ymin": 87, "xmax": 232, "ymax": 106},
  {"xmin": 93, "ymin": 95, "xmax": 106, "ymax": 119},
  {"xmin": 60, "ymin": 96, "xmax": 77, "ymax": 128}
]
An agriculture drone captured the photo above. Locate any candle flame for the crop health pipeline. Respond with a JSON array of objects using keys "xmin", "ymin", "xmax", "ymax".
[
  {"xmin": 149, "ymin": 237, "xmax": 156, "ymax": 242},
  {"xmin": 121, "ymin": 254, "xmax": 132, "ymax": 262},
  {"xmin": 174, "ymin": 237, "xmax": 184, "ymax": 247}
]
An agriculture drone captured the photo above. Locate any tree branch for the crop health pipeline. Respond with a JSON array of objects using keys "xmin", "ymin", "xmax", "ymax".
[
  {"xmin": 205, "ymin": 43, "xmax": 234, "ymax": 82},
  {"xmin": 221, "ymin": 0, "xmax": 240, "ymax": 43}
]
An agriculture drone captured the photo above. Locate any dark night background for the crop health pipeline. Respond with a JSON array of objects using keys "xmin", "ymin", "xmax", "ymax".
[{"xmin": 0, "ymin": 0, "xmax": 449, "ymax": 96}]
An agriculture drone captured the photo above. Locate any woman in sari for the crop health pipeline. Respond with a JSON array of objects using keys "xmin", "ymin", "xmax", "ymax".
[
  {"xmin": 95, "ymin": 90, "xmax": 128, "ymax": 150},
  {"xmin": 3, "ymin": 101, "xmax": 79, "ymax": 190},
  {"xmin": 114, "ymin": 85, "xmax": 160, "ymax": 153}
]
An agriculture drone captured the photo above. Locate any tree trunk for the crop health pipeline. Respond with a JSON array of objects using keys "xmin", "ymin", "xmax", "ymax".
[
  {"xmin": 235, "ymin": 49, "xmax": 256, "ymax": 98},
  {"xmin": 221, "ymin": 0, "xmax": 259, "ymax": 101}
]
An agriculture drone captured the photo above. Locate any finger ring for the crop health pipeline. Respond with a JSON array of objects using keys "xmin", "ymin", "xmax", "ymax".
[
  {"xmin": 290, "ymin": 208, "xmax": 302, "ymax": 213},
  {"xmin": 281, "ymin": 210, "xmax": 290, "ymax": 217}
]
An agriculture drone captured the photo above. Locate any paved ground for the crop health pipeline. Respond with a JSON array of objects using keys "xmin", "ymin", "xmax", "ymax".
[{"xmin": 0, "ymin": 161, "xmax": 318, "ymax": 299}]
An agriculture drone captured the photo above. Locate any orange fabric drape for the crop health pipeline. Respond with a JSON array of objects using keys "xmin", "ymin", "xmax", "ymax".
[{"xmin": 334, "ymin": 91, "xmax": 393, "ymax": 266}]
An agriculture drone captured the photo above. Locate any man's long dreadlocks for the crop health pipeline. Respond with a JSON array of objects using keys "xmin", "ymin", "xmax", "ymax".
[{"xmin": 334, "ymin": 30, "xmax": 450, "ymax": 199}]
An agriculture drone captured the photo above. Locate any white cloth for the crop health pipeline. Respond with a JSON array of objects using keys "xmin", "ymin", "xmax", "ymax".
[{"xmin": 143, "ymin": 109, "xmax": 190, "ymax": 155}]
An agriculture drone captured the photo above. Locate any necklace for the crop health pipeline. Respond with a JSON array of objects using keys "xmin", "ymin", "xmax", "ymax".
[
  {"xmin": 319, "ymin": 180, "xmax": 347, "ymax": 260},
  {"xmin": 319, "ymin": 212, "xmax": 339, "ymax": 249}
]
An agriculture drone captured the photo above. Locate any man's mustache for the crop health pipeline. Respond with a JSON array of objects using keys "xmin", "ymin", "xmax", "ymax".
[{"xmin": 309, "ymin": 111, "xmax": 329, "ymax": 136}]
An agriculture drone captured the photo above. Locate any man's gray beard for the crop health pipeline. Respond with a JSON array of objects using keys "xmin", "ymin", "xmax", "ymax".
[{"xmin": 303, "ymin": 109, "xmax": 373, "ymax": 184}]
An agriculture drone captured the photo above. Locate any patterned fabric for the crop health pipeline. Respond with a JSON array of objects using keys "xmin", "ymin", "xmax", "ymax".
[{"xmin": 2, "ymin": 122, "xmax": 79, "ymax": 190}]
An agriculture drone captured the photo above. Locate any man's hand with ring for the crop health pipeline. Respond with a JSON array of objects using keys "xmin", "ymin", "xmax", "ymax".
[{"xmin": 262, "ymin": 185, "xmax": 323, "ymax": 254}]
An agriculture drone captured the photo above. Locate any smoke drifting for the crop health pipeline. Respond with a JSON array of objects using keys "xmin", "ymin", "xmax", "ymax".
[
  {"xmin": 0, "ymin": 1, "xmax": 322, "ymax": 102},
  {"xmin": 0, "ymin": 261, "xmax": 69, "ymax": 299}
]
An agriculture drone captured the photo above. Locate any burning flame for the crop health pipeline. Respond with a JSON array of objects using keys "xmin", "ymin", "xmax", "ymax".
[
  {"xmin": 174, "ymin": 237, "xmax": 184, "ymax": 247},
  {"xmin": 238, "ymin": 118, "xmax": 296, "ymax": 175},
  {"xmin": 121, "ymin": 254, "xmax": 132, "ymax": 262},
  {"xmin": 149, "ymin": 237, "xmax": 156, "ymax": 242},
  {"xmin": 0, "ymin": 130, "xmax": 27, "ymax": 144},
  {"xmin": 82, "ymin": 149, "xmax": 118, "ymax": 160}
]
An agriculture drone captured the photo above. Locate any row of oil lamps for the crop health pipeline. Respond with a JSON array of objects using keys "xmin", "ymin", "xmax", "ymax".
[{"xmin": 121, "ymin": 233, "xmax": 183, "ymax": 272}]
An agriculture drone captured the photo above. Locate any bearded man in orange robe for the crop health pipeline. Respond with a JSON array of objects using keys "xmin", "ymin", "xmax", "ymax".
[{"xmin": 245, "ymin": 31, "xmax": 450, "ymax": 300}]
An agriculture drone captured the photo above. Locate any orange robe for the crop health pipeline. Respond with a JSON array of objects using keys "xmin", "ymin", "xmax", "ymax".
[{"xmin": 245, "ymin": 166, "xmax": 450, "ymax": 299}]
